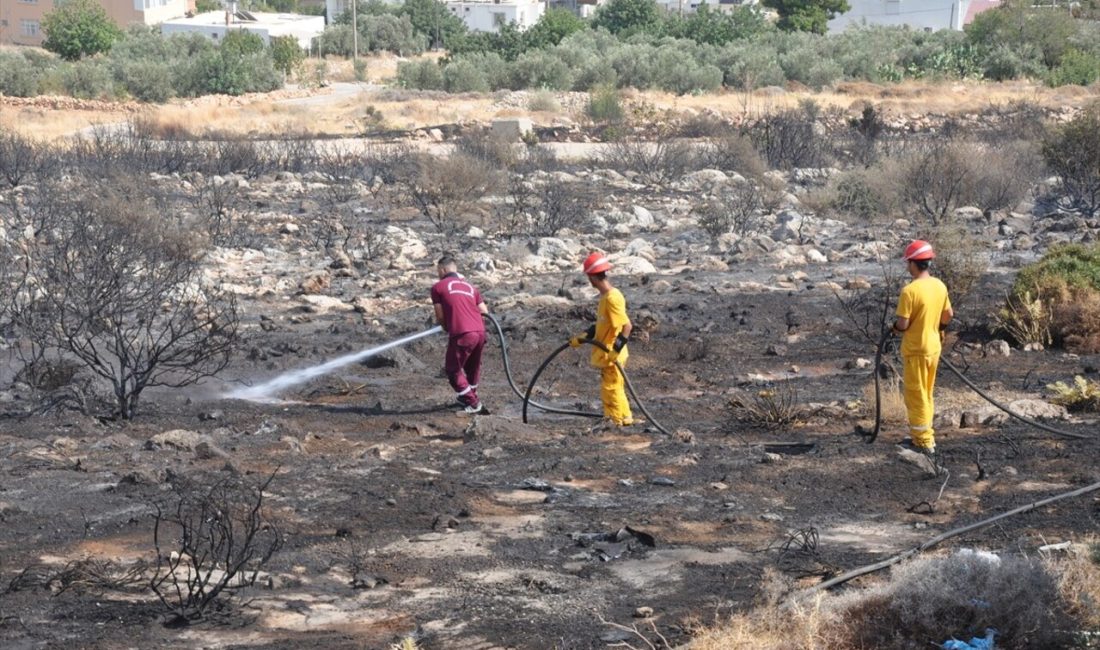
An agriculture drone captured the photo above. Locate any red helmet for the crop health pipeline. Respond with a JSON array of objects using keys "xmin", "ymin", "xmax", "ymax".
[
  {"xmin": 903, "ymin": 240, "xmax": 935, "ymax": 261},
  {"xmin": 582, "ymin": 251, "xmax": 611, "ymax": 275}
]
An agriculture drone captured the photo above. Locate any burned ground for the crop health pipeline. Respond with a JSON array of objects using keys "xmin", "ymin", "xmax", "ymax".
[
  {"xmin": 2, "ymin": 109, "xmax": 1100, "ymax": 648},
  {"xmin": 1, "ymin": 259, "xmax": 1098, "ymax": 649}
]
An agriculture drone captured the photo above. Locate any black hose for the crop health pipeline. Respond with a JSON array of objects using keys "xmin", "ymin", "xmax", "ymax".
[
  {"xmin": 940, "ymin": 356, "xmax": 1090, "ymax": 440},
  {"xmin": 866, "ymin": 328, "xmax": 892, "ymax": 444},
  {"xmin": 485, "ymin": 313, "xmax": 599, "ymax": 419},
  {"xmin": 520, "ymin": 337, "xmax": 674, "ymax": 436},
  {"xmin": 870, "ymin": 332, "xmax": 1091, "ymax": 442}
]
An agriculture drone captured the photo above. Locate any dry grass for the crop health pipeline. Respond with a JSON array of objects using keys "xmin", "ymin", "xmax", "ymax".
[
  {"xmin": 692, "ymin": 543, "xmax": 1100, "ymax": 649},
  {"xmin": 3, "ymin": 66, "xmax": 1099, "ymax": 142}
]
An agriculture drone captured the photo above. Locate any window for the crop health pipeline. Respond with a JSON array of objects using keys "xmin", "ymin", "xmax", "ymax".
[
  {"xmin": 18, "ymin": 0, "xmax": 37, "ymax": 5},
  {"xmin": 492, "ymin": 11, "xmax": 505, "ymax": 26},
  {"xmin": 21, "ymin": 19, "xmax": 39, "ymax": 36}
]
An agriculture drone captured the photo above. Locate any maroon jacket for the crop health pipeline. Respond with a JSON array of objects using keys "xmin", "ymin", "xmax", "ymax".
[{"xmin": 431, "ymin": 273, "xmax": 485, "ymax": 337}]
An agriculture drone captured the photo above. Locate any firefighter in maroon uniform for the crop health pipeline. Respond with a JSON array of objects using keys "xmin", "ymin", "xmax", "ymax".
[{"xmin": 430, "ymin": 256, "xmax": 489, "ymax": 413}]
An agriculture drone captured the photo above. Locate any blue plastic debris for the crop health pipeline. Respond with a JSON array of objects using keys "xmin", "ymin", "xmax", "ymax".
[{"xmin": 942, "ymin": 628, "xmax": 997, "ymax": 650}]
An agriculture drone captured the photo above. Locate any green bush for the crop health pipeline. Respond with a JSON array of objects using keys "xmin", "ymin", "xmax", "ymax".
[
  {"xmin": 1014, "ymin": 244, "xmax": 1100, "ymax": 302},
  {"xmin": 361, "ymin": 14, "xmax": 425, "ymax": 55},
  {"xmin": 442, "ymin": 59, "xmax": 489, "ymax": 93},
  {"xmin": 587, "ymin": 83, "xmax": 624, "ymax": 123},
  {"xmin": 57, "ymin": 60, "xmax": 116, "ymax": 99},
  {"xmin": 396, "ymin": 58, "xmax": 443, "ymax": 90},
  {"xmin": 1048, "ymin": 49, "xmax": 1100, "ymax": 87},
  {"xmin": 507, "ymin": 50, "xmax": 573, "ymax": 91},
  {"xmin": 981, "ymin": 42, "xmax": 1044, "ymax": 81},
  {"xmin": 0, "ymin": 52, "xmax": 44, "ymax": 97},
  {"xmin": 270, "ymin": 36, "xmax": 305, "ymax": 77},
  {"xmin": 114, "ymin": 60, "xmax": 175, "ymax": 102}
]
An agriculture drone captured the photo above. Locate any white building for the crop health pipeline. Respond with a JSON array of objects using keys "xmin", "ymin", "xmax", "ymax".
[
  {"xmin": 654, "ymin": 0, "xmax": 757, "ymax": 15},
  {"xmin": 160, "ymin": 10, "xmax": 324, "ymax": 48},
  {"xmin": 828, "ymin": 0, "xmax": 975, "ymax": 32},
  {"xmin": 444, "ymin": 0, "xmax": 544, "ymax": 32}
]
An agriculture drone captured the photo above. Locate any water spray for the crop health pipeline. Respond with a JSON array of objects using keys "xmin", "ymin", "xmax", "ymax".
[{"xmin": 227, "ymin": 326, "xmax": 443, "ymax": 402}]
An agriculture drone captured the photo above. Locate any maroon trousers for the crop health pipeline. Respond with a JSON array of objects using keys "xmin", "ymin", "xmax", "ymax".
[{"xmin": 446, "ymin": 330, "xmax": 486, "ymax": 406}]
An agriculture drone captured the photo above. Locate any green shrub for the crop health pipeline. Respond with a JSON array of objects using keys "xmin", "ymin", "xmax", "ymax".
[
  {"xmin": 506, "ymin": 50, "xmax": 572, "ymax": 90},
  {"xmin": 114, "ymin": 60, "xmax": 175, "ymax": 102},
  {"xmin": 1014, "ymin": 244, "xmax": 1100, "ymax": 302},
  {"xmin": 0, "ymin": 52, "xmax": 44, "ymax": 97},
  {"xmin": 270, "ymin": 36, "xmax": 305, "ymax": 77},
  {"xmin": 58, "ymin": 60, "xmax": 116, "ymax": 99},
  {"xmin": 981, "ymin": 42, "xmax": 1044, "ymax": 81},
  {"xmin": 443, "ymin": 59, "xmax": 489, "ymax": 93},
  {"xmin": 41, "ymin": 0, "xmax": 122, "ymax": 61},
  {"xmin": 361, "ymin": 14, "xmax": 424, "ymax": 55},
  {"xmin": 1048, "ymin": 49, "xmax": 1100, "ymax": 87},
  {"xmin": 396, "ymin": 58, "xmax": 443, "ymax": 90},
  {"xmin": 587, "ymin": 83, "xmax": 624, "ymax": 123},
  {"xmin": 930, "ymin": 226, "xmax": 989, "ymax": 305},
  {"xmin": 1008, "ymin": 244, "xmax": 1100, "ymax": 351},
  {"xmin": 1047, "ymin": 376, "xmax": 1100, "ymax": 412},
  {"xmin": 828, "ymin": 168, "xmax": 893, "ymax": 223}
]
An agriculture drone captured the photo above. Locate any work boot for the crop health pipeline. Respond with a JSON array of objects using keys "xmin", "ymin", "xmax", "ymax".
[{"xmin": 464, "ymin": 403, "xmax": 483, "ymax": 414}]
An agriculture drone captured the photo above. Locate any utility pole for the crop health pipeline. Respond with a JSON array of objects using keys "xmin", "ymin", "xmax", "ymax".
[{"xmin": 351, "ymin": 0, "xmax": 358, "ymax": 60}]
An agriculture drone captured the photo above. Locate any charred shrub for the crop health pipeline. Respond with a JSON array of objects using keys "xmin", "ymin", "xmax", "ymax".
[
  {"xmin": 1042, "ymin": 104, "xmax": 1100, "ymax": 217},
  {"xmin": 2, "ymin": 177, "xmax": 239, "ymax": 419},
  {"xmin": 747, "ymin": 103, "xmax": 833, "ymax": 170},
  {"xmin": 453, "ymin": 129, "xmax": 519, "ymax": 171},
  {"xmin": 603, "ymin": 136, "xmax": 701, "ymax": 186},
  {"xmin": 929, "ymin": 226, "xmax": 989, "ymax": 306},
  {"xmin": 694, "ymin": 182, "xmax": 763, "ymax": 240},
  {"xmin": 151, "ymin": 472, "xmax": 282, "ymax": 624},
  {"xmin": 403, "ymin": 152, "xmax": 497, "ymax": 234},
  {"xmin": 727, "ymin": 381, "xmax": 802, "ymax": 430},
  {"xmin": 499, "ymin": 174, "xmax": 593, "ymax": 237},
  {"xmin": 699, "ymin": 132, "xmax": 767, "ymax": 180},
  {"xmin": 0, "ymin": 130, "xmax": 58, "ymax": 188}
]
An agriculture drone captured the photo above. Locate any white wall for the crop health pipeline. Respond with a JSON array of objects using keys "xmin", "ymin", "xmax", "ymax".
[
  {"xmin": 445, "ymin": 0, "xmax": 544, "ymax": 32},
  {"xmin": 160, "ymin": 14, "xmax": 324, "ymax": 48},
  {"xmin": 828, "ymin": 0, "xmax": 971, "ymax": 32}
]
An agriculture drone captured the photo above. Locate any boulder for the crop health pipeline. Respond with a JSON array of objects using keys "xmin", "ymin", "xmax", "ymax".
[
  {"xmin": 985, "ymin": 340, "xmax": 1011, "ymax": 357},
  {"xmin": 146, "ymin": 429, "xmax": 212, "ymax": 452},
  {"xmin": 491, "ymin": 118, "xmax": 533, "ymax": 141}
]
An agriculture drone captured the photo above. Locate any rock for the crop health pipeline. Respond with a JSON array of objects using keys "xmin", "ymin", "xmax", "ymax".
[
  {"xmin": 806, "ymin": 248, "xmax": 828, "ymax": 264},
  {"xmin": 146, "ymin": 429, "xmax": 212, "ymax": 452},
  {"xmin": 1006, "ymin": 399, "xmax": 1068, "ymax": 420},
  {"xmin": 536, "ymin": 237, "xmax": 580, "ymax": 262},
  {"xmin": 960, "ymin": 411, "xmax": 983, "ymax": 428},
  {"xmin": 361, "ymin": 346, "xmax": 426, "ymax": 371},
  {"xmin": 761, "ymin": 452, "xmax": 783, "ymax": 464},
  {"xmin": 428, "ymin": 128, "xmax": 444, "ymax": 142},
  {"xmin": 649, "ymin": 476, "xmax": 676, "ymax": 486},
  {"xmin": 681, "ymin": 169, "xmax": 727, "ymax": 189},
  {"xmin": 672, "ymin": 428, "xmax": 695, "ymax": 444},
  {"xmin": 897, "ymin": 447, "xmax": 939, "ymax": 478},
  {"xmin": 491, "ymin": 118, "xmax": 533, "ymax": 141},
  {"xmin": 845, "ymin": 358, "xmax": 872, "ymax": 370},
  {"xmin": 467, "ymin": 226, "xmax": 485, "ymax": 239},
  {"xmin": 631, "ymin": 205, "xmax": 655, "ymax": 229},
  {"xmin": 194, "ymin": 441, "xmax": 229, "ymax": 460},
  {"xmin": 766, "ymin": 344, "xmax": 787, "ymax": 356},
  {"xmin": 611, "ymin": 256, "xmax": 657, "ymax": 275},
  {"xmin": 199, "ymin": 410, "xmax": 224, "ymax": 421},
  {"xmin": 622, "ymin": 238, "xmax": 656, "ymax": 262},
  {"xmin": 633, "ymin": 606, "xmax": 655, "ymax": 619},
  {"xmin": 954, "ymin": 206, "xmax": 984, "ymax": 221},
  {"xmin": 1023, "ymin": 342, "xmax": 1045, "ymax": 352},
  {"xmin": 328, "ymin": 248, "xmax": 353, "ymax": 270},
  {"xmin": 985, "ymin": 340, "xmax": 1011, "ymax": 357},
  {"xmin": 759, "ymin": 512, "xmax": 784, "ymax": 522},
  {"xmin": 299, "ymin": 295, "xmax": 353, "ymax": 312},
  {"xmin": 298, "ymin": 272, "xmax": 331, "ymax": 295},
  {"xmin": 280, "ymin": 222, "xmax": 300, "ymax": 235}
]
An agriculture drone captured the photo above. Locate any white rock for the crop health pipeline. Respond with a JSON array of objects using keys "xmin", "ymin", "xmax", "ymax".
[
  {"xmin": 806, "ymin": 248, "xmax": 828, "ymax": 264},
  {"xmin": 280, "ymin": 222, "xmax": 300, "ymax": 235},
  {"xmin": 985, "ymin": 340, "xmax": 1011, "ymax": 357},
  {"xmin": 299, "ymin": 295, "xmax": 353, "ymax": 313}
]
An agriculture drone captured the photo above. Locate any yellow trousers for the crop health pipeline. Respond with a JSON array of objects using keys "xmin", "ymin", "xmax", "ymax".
[
  {"xmin": 600, "ymin": 364, "xmax": 633, "ymax": 425},
  {"xmin": 902, "ymin": 353, "xmax": 939, "ymax": 449}
]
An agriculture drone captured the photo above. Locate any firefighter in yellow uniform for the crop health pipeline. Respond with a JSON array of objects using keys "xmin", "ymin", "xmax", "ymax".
[
  {"xmin": 570, "ymin": 252, "xmax": 635, "ymax": 426},
  {"xmin": 893, "ymin": 240, "xmax": 953, "ymax": 454}
]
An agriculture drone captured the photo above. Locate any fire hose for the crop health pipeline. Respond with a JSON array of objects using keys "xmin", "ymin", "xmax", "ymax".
[
  {"xmin": 866, "ymin": 331, "xmax": 1090, "ymax": 443},
  {"xmin": 486, "ymin": 313, "xmax": 598, "ymax": 419},
  {"xmin": 517, "ymin": 336, "xmax": 674, "ymax": 436}
]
